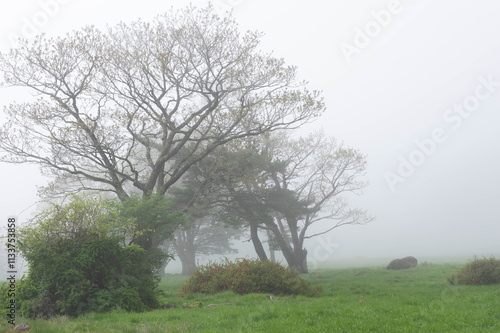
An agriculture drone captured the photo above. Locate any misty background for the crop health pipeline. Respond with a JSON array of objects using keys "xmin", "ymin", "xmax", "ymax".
[{"xmin": 1, "ymin": 0, "xmax": 499, "ymax": 274}]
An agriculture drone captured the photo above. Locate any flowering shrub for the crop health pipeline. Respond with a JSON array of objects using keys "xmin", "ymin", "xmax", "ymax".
[
  {"xmin": 179, "ymin": 258, "xmax": 322, "ymax": 297},
  {"xmin": 447, "ymin": 256, "xmax": 500, "ymax": 285}
]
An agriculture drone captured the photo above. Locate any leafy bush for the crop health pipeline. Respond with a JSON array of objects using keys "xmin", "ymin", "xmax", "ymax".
[
  {"xmin": 9, "ymin": 195, "xmax": 167, "ymax": 318},
  {"xmin": 447, "ymin": 256, "xmax": 500, "ymax": 285},
  {"xmin": 419, "ymin": 261, "xmax": 434, "ymax": 267},
  {"xmin": 179, "ymin": 258, "xmax": 322, "ymax": 297},
  {"xmin": 113, "ymin": 194, "xmax": 184, "ymax": 252}
]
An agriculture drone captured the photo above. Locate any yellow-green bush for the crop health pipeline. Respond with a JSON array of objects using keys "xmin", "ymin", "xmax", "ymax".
[{"xmin": 448, "ymin": 256, "xmax": 500, "ymax": 285}]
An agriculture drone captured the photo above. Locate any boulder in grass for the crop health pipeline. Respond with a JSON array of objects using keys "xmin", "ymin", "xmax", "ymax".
[
  {"xmin": 402, "ymin": 256, "xmax": 418, "ymax": 267},
  {"xmin": 13, "ymin": 323, "xmax": 31, "ymax": 331},
  {"xmin": 387, "ymin": 256, "xmax": 418, "ymax": 270}
]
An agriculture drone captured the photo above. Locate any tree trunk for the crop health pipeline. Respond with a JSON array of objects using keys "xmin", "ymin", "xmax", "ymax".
[
  {"xmin": 283, "ymin": 214, "xmax": 308, "ymax": 274},
  {"xmin": 250, "ymin": 223, "xmax": 268, "ymax": 261},
  {"xmin": 157, "ymin": 258, "xmax": 168, "ymax": 275},
  {"xmin": 178, "ymin": 247, "xmax": 197, "ymax": 275},
  {"xmin": 152, "ymin": 239, "xmax": 171, "ymax": 275},
  {"xmin": 265, "ymin": 219, "xmax": 309, "ymax": 274},
  {"xmin": 266, "ymin": 229, "xmax": 276, "ymax": 262},
  {"xmin": 288, "ymin": 248, "xmax": 308, "ymax": 274}
]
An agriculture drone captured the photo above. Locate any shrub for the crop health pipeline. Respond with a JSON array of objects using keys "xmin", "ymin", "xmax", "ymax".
[
  {"xmin": 447, "ymin": 256, "xmax": 500, "ymax": 285},
  {"xmin": 179, "ymin": 258, "xmax": 322, "ymax": 297},
  {"xmin": 419, "ymin": 261, "xmax": 433, "ymax": 267},
  {"xmin": 9, "ymin": 195, "xmax": 166, "ymax": 318}
]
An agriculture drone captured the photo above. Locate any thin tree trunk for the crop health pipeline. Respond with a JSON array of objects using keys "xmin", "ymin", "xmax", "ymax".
[
  {"xmin": 265, "ymin": 220, "xmax": 296, "ymax": 266},
  {"xmin": 266, "ymin": 229, "xmax": 276, "ymax": 262},
  {"xmin": 250, "ymin": 223, "xmax": 268, "ymax": 261}
]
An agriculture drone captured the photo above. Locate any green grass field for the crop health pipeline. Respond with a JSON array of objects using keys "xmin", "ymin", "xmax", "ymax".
[{"xmin": 2, "ymin": 263, "xmax": 500, "ymax": 332}]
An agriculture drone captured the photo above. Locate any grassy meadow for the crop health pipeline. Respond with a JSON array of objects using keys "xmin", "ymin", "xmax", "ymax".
[{"xmin": 2, "ymin": 263, "xmax": 499, "ymax": 332}]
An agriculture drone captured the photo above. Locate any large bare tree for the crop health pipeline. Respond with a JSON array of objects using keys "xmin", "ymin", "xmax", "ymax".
[{"xmin": 0, "ymin": 5, "xmax": 324, "ymax": 249}]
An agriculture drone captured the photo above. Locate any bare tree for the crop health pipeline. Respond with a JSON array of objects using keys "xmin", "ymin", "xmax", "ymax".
[
  {"xmin": 0, "ymin": 5, "xmax": 324, "ymax": 249},
  {"xmin": 192, "ymin": 131, "xmax": 373, "ymax": 273},
  {"xmin": 261, "ymin": 131, "xmax": 374, "ymax": 273}
]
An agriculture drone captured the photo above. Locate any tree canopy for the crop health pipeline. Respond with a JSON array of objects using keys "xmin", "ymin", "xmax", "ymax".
[
  {"xmin": 180, "ymin": 131, "xmax": 373, "ymax": 273},
  {"xmin": 0, "ymin": 4, "xmax": 372, "ymax": 275},
  {"xmin": 0, "ymin": 4, "xmax": 324, "ymax": 201}
]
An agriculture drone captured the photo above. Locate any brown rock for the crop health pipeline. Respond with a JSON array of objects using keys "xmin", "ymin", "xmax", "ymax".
[
  {"xmin": 402, "ymin": 256, "xmax": 418, "ymax": 267},
  {"xmin": 13, "ymin": 323, "xmax": 30, "ymax": 331},
  {"xmin": 387, "ymin": 256, "xmax": 418, "ymax": 270}
]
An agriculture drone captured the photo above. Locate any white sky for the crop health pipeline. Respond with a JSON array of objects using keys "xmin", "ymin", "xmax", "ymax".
[{"xmin": 1, "ymin": 0, "xmax": 499, "ymax": 271}]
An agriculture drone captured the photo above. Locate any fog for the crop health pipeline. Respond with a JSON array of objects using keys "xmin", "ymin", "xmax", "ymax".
[{"xmin": 1, "ymin": 0, "xmax": 499, "ymax": 275}]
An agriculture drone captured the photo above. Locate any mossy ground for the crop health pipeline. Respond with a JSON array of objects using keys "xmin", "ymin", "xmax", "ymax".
[{"xmin": 2, "ymin": 263, "xmax": 499, "ymax": 332}]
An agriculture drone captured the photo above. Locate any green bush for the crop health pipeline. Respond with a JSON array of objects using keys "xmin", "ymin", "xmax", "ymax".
[
  {"xmin": 13, "ymin": 236, "xmax": 162, "ymax": 318},
  {"xmin": 447, "ymin": 256, "xmax": 500, "ymax": 285},
  {"xmin": 179, "ymin": 258, "xmax": 322, "ymax": 297},
  {"xmin": 6, "ymin": 195, "xmax": 166, "ymax": 319}
]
